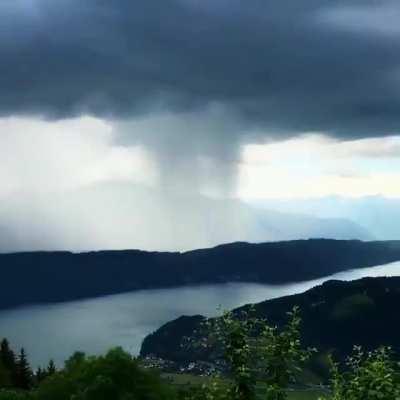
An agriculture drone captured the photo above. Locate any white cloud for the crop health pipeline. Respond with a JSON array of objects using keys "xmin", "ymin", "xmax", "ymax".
[
  {"xmin": 316, "ymin": 2, "xmax": 400, "ymax": 36},
  {"xmin": 0, "ymin": 116, "xmax": 157, "ymax": 198},
  {"xmin": 238, "ymin": 134, "xmax": 400, "ymax": 199},
  {"xmin": 0, "ymin": 116, "xmax": 399, "ymax": 251}
]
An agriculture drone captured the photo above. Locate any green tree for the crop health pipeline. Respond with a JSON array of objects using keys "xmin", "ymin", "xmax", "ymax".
[
  {"xmin": 321, "ymin": 346, "xmax": 400, "ymax": 400},
  {"xmin": 46, "ymin": 360, "xmax": 56, "ymax": 377},
  {"xmin": 64, "ymin": 351, "xmax": 85, "ymax": 372},
  {"xmin": 14, "ymin": 349, "xmax": 32, "ymax": 390},
  {"xmin": 0, "ymin": 340, "xmax": 16, "ymax": 375},
  {"xmin": 34, "ymin": 367, "xmax": 46, "ymax": 386},
  {"xmin": 192, "ymin": 307, "xmax": 313, "ymax": 400},
  {"xmin": 0, "ymin": 360, "xmax": 12, "ymax": 388},
  {"xmin": 256, "ymin": 307, "xmax": 315, "ymax": 400},
  {"xmin": 211, "ymin": 310, "xmax": 256, "ymax": 400},
  {"xmin": 0, "ymin": 339, "xmax": 16, "ymax": 388},
  {"xmin": 35, "ymin": 347, "xmax": 177, "ymax": 400}
]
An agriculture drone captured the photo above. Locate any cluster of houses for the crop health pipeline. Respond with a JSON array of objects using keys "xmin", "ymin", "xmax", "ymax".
[{"xmin": 140, "ymin": 355, "xmax": 226, "ymax": 376}]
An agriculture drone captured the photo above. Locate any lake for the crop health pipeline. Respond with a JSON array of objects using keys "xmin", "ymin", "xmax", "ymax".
[{"xmin": 1, "ymin": 261, "xmax": 400, "ymax": 367}]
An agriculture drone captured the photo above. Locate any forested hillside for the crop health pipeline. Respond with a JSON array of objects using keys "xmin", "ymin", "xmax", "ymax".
[
  {"xmin": 141, "ymin": 276, "xmax": 400, "ymax": 364},
  {"xmin": 1, "ymin": 239, "xmax": 400, "ymax": 310}
]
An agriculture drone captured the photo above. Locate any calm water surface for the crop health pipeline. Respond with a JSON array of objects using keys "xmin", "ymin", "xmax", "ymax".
[{"xmin": 1, "ymin": 261, "xmax": 399, "ymax": 367}]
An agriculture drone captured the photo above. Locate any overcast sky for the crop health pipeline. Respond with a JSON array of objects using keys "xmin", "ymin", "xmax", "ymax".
[{"xmin": 1, "ymin": 0, "xmax": 399, "ymax": 251}]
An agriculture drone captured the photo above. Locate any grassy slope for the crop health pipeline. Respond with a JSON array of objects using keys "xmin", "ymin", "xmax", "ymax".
[{"xmin": 163, "ymin": 373, "xmax": 328, "ymax": 399}]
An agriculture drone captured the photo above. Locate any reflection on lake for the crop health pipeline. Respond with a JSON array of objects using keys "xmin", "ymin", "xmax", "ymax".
[{"xmin": 0, "ymin": 261, "xmax": 399, "ymax": 367}]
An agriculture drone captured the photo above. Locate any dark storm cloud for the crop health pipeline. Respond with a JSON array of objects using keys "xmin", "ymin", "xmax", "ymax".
[{"xmin": 1, "ymin": 0, "xmax": 400, "ymax": 138}]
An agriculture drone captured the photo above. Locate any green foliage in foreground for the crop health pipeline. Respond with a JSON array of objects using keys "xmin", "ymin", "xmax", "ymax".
[
  {"xmin": 185, "ymin": 307, "xmax": 315, "ymax": 400},
  {"xmin": 321, "ymin": 346, "xmax": 400, "ymax": 400},
  {"xmin": 0, "ymin": 348, "xmax": 176, "ymax": 400}
]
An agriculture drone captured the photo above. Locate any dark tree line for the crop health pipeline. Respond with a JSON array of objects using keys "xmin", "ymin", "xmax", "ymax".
[
  {"xmin": 0, "ymin": 339, "xmax": 56, "ymax": 390},
  {"xmin": 1, "ymin": 347, "xmax": 177, "ymax": 400}
]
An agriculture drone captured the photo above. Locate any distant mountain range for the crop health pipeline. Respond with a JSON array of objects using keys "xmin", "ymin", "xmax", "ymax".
[
  {"xmin": 250, "ymin": 195, "xmax": 400, "ymax": 241},
  {"xmin": 1, "ymin": 239, "xmax": 400, "ymax": 310},
  {"xmin": 0, "ymin": 184, "xmax": 372, "ymax": 253},
  {"xmin": 140, "ymin": 276, "xmax": 400, "ymax": 375}
]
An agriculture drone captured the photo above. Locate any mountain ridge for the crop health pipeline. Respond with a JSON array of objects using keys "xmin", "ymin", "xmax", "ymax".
[{"xmin": 1, "ymin": 239, "xmax": 400, "ymax": 310}]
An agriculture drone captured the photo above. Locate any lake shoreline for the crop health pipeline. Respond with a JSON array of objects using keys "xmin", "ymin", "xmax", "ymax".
[{"xmin": 1, "ymin": 261, "xmax": 399, "ymax": 368}]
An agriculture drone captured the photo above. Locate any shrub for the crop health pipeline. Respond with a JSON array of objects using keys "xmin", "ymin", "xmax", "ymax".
[{"xmin": 321, "ymin": 346, "xmax": 400, "ymax": 400}]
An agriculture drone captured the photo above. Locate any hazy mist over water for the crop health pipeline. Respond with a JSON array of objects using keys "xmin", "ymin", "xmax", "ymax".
[{"xmin": 0, "ymin": 261, "xmax": 400, "ymax": 368}]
